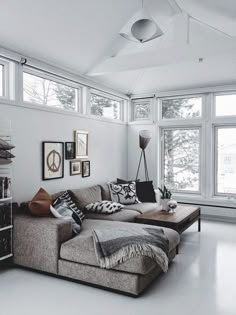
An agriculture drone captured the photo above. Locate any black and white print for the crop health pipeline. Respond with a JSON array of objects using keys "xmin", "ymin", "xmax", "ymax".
[
  {"xmin": 109, "ymin": 181, "xmax": 140, "ymax": 205},
  {"xmin": 50, "ymin": 191, "xmax": 85, "ymax": 234},
  {"xmin": 85, "ymin": 201, "xmax": 124, "ymax": 214}
]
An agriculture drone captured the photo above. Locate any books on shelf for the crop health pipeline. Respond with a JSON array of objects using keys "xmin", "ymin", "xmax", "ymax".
[{"xmin": 0, "ymin": 177, "xmax": 11, "ymax": 199}]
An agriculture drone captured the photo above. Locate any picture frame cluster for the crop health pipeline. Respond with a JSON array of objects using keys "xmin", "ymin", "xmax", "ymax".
[{"xmin": 42, "ymin": 130, "xmax": 90, "ymax": 180}]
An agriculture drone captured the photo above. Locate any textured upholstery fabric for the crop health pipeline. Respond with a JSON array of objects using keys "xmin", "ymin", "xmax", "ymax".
[
  {"xmin": 60, "ymin": 219, "xmax": 179, "ymax": 275},
  {"xmin": 123, "ymin": 202, "xmax": 158, "ymax": 214},
  {"xmin": 58, "ymin": 248, "xmax": 176, "ymax": 296},
  {"xmin": 13, "ymin": 215, "xmax": 73, "ymax": 274},
  {"xmin": 99, "ymin": 183, "xmax": 112, "ymax": 201},
  {"xmin": 71, "ymin": 185, "xmax": 102, "ymax": 209},
  {"xmin": 84, "ymin": 209, "xmax": 138, "ymax": 222}
]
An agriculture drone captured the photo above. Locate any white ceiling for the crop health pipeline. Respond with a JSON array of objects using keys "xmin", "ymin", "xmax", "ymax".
[{"xmin": 0, "ymin": 0, "xmax": 236, "ymax": 95}]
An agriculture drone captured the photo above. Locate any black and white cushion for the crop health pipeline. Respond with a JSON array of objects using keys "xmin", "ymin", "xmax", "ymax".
[
  {"xmin": 50, "ymin": 191, "xmax": 85, "ymax": 234},
  {"xmin": 109, "ymin": 181, "xmax": 140, "ymax": 205},
  {"xmin": 85, "ymin": 200, "xmax": 123, "ymax": 214}
]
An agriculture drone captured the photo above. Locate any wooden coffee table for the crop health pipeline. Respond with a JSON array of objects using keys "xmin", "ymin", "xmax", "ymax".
[{"xmin": 135, "ymin": 205, "xmax": 201, "ymax": 235}]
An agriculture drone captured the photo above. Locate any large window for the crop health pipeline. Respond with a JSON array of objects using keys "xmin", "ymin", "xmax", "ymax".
[
  {"xmin": 215, "ymin": 94, "xmax": 236, "ymax": 116},
  {"xmin": 216, "ymin": 127, "xmax": 236, "ymax": 195},
  {"xmin": 90, "ymin": 91, "xmax": 123, "ymax": 120},
  {"xmin": 163, "ymin": 128, "xmax": 200, "ymax": 192},
  {"xmin": 23, "ymin": 71, "xmax": 79, "ymax": 111},
  {"xmin": 0, "ymin": 64, "xmax": 3, "ymax": 97},
  {"xmin": 132, "ymin": 99, "xmax": 151, "ymax": 121},
  {"xmin": 161, "ymin": 96, "xmax": 202, "ymax": 119}
]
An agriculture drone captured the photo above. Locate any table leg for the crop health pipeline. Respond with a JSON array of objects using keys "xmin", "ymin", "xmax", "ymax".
[
  {"xmin": 198, "ymin": 217, "xmax": 201, "ymax": 232},
  {"xmin": 176, "ymin": 245, "xmax": 179, "ymax": 255}
]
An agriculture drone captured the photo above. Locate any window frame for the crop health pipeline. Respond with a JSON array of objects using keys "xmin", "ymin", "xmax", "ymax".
[
  {"xmin": 214, "ymin": 91, "xmax": 236, "ymax": 118},
  {"xmin": 160, "ymin": 126, "xmax": 202, "ymax": 195},
  {"xmin": 0, "ymin": 58, "xmax": 10, "ymax": 99},
  {"xmin": 159, "ymin": 94, "xmax": 203, "ymax": 121},
  {"xmin": 88, "ymin": 88, "xmax": 125, "ymax": 121},
  {"xmin": 131, "ymin": 98, "xmax": 153, "ymax": 122},
  {"xmin": 214, "ymin": 125, "xmax": 236, "ymax": 197},
  {"xmin": 22, "ymin": 66, "xmax": 82, "ymax": 113}
]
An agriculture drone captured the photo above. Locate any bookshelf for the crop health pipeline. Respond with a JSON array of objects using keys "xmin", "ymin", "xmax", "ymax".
[{"xmin": 0, "ymin": 120, "xmax": 13, "ymax": 262}]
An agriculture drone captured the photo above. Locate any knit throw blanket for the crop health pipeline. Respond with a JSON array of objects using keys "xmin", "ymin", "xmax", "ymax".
[{"xmin": 93, "ymin": 226, "xmax": 169, "ymax": 272}]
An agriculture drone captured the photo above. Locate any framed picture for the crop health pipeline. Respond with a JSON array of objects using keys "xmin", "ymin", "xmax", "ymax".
[
  {"xmin": 65, "ymin": 142, "xmax": 75, "ymax": 160},
  {"xmin": 74, "ymin": 130, "xmax": 88, "ymax": 158},
  {"xmin": 42, "ymin": 142, "xmax": 64, "ymax": 180},
  {"xmin": 82, "ymin": 160, "xmax": 90, "ymax": 177},
  {"xmin": 70, "ymin": 160, "xmax": 81, "ymax": 176}
]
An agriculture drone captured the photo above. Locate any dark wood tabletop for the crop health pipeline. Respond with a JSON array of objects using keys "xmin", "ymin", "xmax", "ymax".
[{"xmin": 135, "ymin": 205, "xmax": 201, "ymax": 234}]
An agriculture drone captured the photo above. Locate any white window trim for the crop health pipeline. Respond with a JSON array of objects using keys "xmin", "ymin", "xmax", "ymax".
[
  {"xmin": 214, "ymin": 125, "xmax": 236, "ymax": 198},
  {"xmin": 159, "ymin": 93, "xmax": 204, "ymax": 122},
  {"xmin": 130, "ymin": 98, "xmax": 153, "ymax": 122},
  {"xmin": 160, "ymin": 125, "xmax": 202, "ymax": 195},
  {"xmin": 88, "ymin": 88, "xmax": 126, "ymax": 122},
  {"xmin": 22, "ymin": 66, "xmax": 82, "ymax": 113},
  {"xmin": 214, "ymin": 90, "xmax": 236, "ymax": 118},
  {"xmin": 0, "ymin": 58, "xmax": 10, "ymax": 99}
]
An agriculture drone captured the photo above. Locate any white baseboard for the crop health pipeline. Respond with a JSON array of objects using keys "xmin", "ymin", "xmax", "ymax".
[{"xmin": 202, "ymin": 214, "xmax": 236, "ymax": 224}]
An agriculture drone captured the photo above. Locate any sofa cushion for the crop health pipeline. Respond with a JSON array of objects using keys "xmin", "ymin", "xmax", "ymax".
[
  {"xmin": 84, "ymin": 209, "xmax": 139, "ymax": 222},
  {"xmin": 71, "ymin": 185, "xmax": 102, "ymax": 210},
  {"xmin": 60, "ymin": 219, "xmax": 180, "ymax": 275},
  {"xmin": 99, "ymin": 183, "xmax": 111, "ymax": 201},
  {"xmin": 123, "ymin": 202, "xmax": 158, "ymax": 214}
]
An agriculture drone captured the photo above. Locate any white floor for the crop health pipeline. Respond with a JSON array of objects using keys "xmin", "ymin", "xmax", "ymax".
[{"xmin": 1, "ymin": 220, "xmax": 236, "ymax": 315}]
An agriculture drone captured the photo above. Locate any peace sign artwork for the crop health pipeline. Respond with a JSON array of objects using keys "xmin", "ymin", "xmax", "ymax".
[{"xmin": 42, "ymin": 142, "xmax": 64, "ymax": 180}]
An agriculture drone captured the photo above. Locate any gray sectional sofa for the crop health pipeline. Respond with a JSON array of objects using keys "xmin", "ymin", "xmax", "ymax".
[{"xmin": 13, "ymin": 183, "xmax": 180, "ymax": 296}]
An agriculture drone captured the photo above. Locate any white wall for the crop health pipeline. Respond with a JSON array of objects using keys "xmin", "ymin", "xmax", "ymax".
[{"xmin": 0, "ymin": 103, "xmax": 127, "ymax": 202}]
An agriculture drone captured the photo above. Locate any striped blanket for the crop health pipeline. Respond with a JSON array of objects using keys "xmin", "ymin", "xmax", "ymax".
[{"xmin": 93, "ymin": 226, "xmax": 169, "ymax": 272}]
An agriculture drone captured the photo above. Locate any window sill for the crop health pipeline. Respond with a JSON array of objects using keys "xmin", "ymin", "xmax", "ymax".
[
  {"xmin": 0, "ymin": 99, "xmax": 127, "ymax": 125},
  {"xmin": 174, "ymin": 194, "xmax": 236, "ymax": 208},
  {"xmin": 128, "ymin": 120, "xmax": 155, "ymax": 125}
]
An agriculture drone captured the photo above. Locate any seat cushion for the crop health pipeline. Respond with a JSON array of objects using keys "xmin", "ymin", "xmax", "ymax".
[
  {"xmin": 84, "ymin": 209, "xmax": 138, "ymax": 222},
  {"xmin": 70, "ymin": 185, "xmax": 102, "ymax": 210},
  {"xmin": 123, "ymin": 202, "xmax": 158, "ymax": 214},
  {"xmin": 60, "ymin": 219, "xmax": 180, "ymax": 275}
]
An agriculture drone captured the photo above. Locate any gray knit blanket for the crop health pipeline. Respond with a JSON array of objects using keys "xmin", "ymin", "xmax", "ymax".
[{"xmin": 93, "ymin": 226, "xmax": 169, "ymax": 272}]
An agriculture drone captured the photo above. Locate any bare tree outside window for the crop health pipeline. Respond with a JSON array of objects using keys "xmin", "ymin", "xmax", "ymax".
[
  {"xmin": 162, "ymin": 97, "xmax": 202, "ymax": 119},
  {"xmin": 133, "ymin": 100, "xmax": 150, "ymax": 120},
  {"xmin": 164, "ymin": 128, "xmax": 200, "ymax": 191},
  {"xmin": 23, "ymin": 72, "xmax": 77, "ymax": 111},
  {"xmin": 90, "ymin": 93, "xmax": 121, "ymax": 120}
]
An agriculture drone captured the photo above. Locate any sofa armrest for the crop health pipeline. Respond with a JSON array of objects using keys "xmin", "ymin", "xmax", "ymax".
[{"xmin": 13, "ymin": 214, "xmax": 73, "ymax": 274}]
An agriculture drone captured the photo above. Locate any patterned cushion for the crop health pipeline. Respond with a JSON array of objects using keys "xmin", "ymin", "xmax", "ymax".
[
  {"xmin": 85, "ymin": 201, "xmax": 123, "ymax": 214},
  {"xmin": 51, "ymin": 191, "xmax": 85, "ymax": 234},
  {"xmin": 0, "ymin": 149, "xmax": 15, "ymax": 159},
  {"xmin": 109, "ymin": 182, "xmax": 140, "ymax": 205}
]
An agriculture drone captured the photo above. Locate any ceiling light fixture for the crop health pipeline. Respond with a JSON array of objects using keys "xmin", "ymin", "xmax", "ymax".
[{"xmin": 119, "ymin": 0, "xmax": 163, "ymax": 43}]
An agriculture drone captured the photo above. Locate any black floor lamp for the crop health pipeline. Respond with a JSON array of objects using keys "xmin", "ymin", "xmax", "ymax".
[{"xmin": 136, "ymin": 130, "xmax": 152, "ymax": 181}]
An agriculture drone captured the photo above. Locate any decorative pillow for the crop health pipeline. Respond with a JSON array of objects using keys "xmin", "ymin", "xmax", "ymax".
[
  {"xmin": 116, "ymin": 178, "xmax": 140, "ymax": 184},
  {"xmin": 85, "ymin": 200, "xmax": 123, "ymax": 214},
  {"xmin": 0, "ymin": 150, "xmax": 15, "ymax": 159},
  {"xmin": 0, "ymin": 158, "xmax": 12, "ymax": 165},
  {"xmin": 51, "ymin": 191, "xmax": 85, "ymax": 234},
  {"xmin": 28, "ymin": 188, "xmax": 52, "ymax": 216},
  {"xmin": 109, "ymin": 182, "xmax": 140, "ymax": 205},
  {"xmin": 0, "ymin": 138, "xmax": 15, "ymax": 150},
  {"xmin": 136, "ymin": 181, "xmax": 156, "ymax": 202}
]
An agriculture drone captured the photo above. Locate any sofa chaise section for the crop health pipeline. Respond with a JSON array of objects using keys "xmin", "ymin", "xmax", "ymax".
[{"xmin": 13, "ymin": 214, "xmax": 180, "ymax": 296}]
